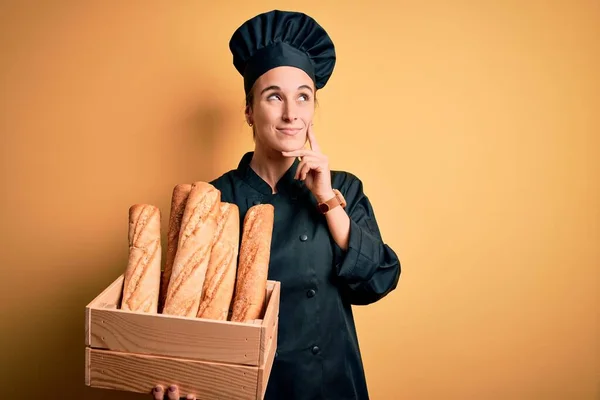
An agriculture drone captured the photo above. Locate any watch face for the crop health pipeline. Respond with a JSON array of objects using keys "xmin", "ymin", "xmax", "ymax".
[{"xmin": 318, "ymin": 203, "xmax": 329, "ymax": 213}]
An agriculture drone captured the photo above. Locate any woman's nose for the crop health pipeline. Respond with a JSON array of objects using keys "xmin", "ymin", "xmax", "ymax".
[{"xmin": 282, "ymin": 103, "xmax": 298, "ymax": 122}]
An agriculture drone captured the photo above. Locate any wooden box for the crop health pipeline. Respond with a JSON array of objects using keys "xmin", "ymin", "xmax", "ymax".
[{"xmin": 85, "ymin": 274, "xmax": 280, "ymax": 400}]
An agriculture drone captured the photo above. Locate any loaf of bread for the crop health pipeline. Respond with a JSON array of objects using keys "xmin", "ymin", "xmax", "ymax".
[
  {"xmin": 230, "ymin": 204, "xmax": 274, "ymax": 322},
  {"xmin": 197, "ymin": 202, "xmax": 240, "ymax": 320},
  {"xmin": 162, "ymin": 181, "xmax": 221, "ymax": 317},
  {"xmin": 121, "ymin": 204, "xmax": 162, "ymax": 313},
  {"xmin": 158, "ymin": 183, "xmax": 192, "ymax": 313}
]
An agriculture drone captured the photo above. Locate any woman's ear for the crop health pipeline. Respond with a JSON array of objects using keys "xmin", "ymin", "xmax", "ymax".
[{"xmin": 245, "ymin": 104, "xmax": 253, "ymax": 126}]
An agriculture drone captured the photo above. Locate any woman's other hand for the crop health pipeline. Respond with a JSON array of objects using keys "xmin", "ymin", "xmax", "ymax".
[
  {"xmin": 282, "ymin": 123, "xmax": 335, "ymax": 203},
  {"xmin": 152, "ymin": 384, "xmax": 196, "ymax": 400}
]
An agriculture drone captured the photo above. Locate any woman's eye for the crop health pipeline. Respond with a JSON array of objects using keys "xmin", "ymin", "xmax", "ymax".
[{"xmin": 267, "ymin": 93, "xmax": 310, "ymax": 101}]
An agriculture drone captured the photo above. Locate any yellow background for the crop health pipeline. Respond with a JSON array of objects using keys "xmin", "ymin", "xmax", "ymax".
[{"xmin": 0, "ymin": 1, "xmax": 598, "ymax": 399}]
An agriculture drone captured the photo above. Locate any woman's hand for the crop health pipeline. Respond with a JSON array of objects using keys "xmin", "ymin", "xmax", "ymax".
[
  {"xmin": 282, "ymin": 123, "xmax": 335, "ymax": 203},
  {"xmin": 152, "ymin": 384, "xmax": 196, "ymax": 400}
]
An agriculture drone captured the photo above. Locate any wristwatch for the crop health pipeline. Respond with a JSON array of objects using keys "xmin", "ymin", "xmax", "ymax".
[{"xmin": 318, "ymin": 189, "xmax": 346, "ymax": 214}]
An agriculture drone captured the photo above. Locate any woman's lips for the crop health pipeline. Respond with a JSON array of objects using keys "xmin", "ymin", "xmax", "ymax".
[{"xmin": 277, "ymin": 127, "xmax": 302, "ymax": 136}]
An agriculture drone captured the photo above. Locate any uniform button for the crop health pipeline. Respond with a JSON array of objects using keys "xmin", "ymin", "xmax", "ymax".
[
  {"xmin": 306, "ymin": 289, "xmax": 316, "ymax": 298},
  {"xmin": 311, "ymin": 346, "xmax": 320, "ymax": 355},
  {"xmin": 253, "ymin": 200, "xmax": 261, "ymax": 205},
  {"xmin": 299, "ymin": 234, "xmax": 308, "ymax": 242}
]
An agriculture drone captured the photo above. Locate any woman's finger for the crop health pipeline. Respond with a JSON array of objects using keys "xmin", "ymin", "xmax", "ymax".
[
  {"xmin": 294, "ymin": 161, "xmax": 306, "ymax": 180},
  {"xmin": 282, "ymin": 149, "xmax": 318, "ymax": 158},
  {"xmin": 295, "ymin": 155, "xmax": 324, "ymax": 175},
  {"xmin": 301, "ymin": 162, "xmax": 314, "ymax": 181},
  {"xmin": 301, "ymin": 162, "xmax": 317, "ymax": 181},
  {"xmin": 294, "ymin": 160, "xmax": 305, "ymax": 180},
  {"xmin": 299, "ymin": 163, "xmax": 309, "ymax": 181},
  {"xmin": 152, "ymin": 385, "xmax": 164, "ymax": 400},
  {"xmin": 166, "ymin": 385, "xmax": 180, "ymax": 400},
  {"xmin": 307, "ymin": 123, "xmax": 322, "ymax": 153},
  {"xmin": 299, "ymin": 154, "xmax": 328, "ymax": 170},
  {"xmin": 296, "ymin": 154, "xmax": 322, "ymax": 164}
]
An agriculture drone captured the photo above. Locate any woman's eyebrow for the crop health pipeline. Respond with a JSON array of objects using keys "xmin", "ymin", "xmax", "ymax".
[
  {"xmin": 260, "ymin": 84, "xmax": 314, "ymax": 95},
  {"xmin": 260, "ymin": 85, "xmax": 280, "ymax": 94},
  {"xmin": 298, "ymin": 85, "xmax": 313, "ymax": 92}
]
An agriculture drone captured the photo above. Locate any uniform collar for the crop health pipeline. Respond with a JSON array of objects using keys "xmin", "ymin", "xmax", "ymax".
[{"xmin": 236, "ymin": 151, "xmax": 304, "ymax": 196}]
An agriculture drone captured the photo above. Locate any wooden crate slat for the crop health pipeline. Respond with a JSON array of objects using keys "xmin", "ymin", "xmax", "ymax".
[
  {"xmin": 85, "ymin": 307, "xmax": 91, "ymax": 347},
  {"xmin": 87, "ymin": 348, "xmax": 259, "ymax": 400},
  {"xmin": 85, "ymin": 345, "xmax": 90, "ymax": 386},
  {"xmin": 88, "ymin": 307, "xmax": 262, "ymax": 366},
  {"xmin": 256, "ymin": 321, "xmax": 277, "ymax": 399},
  {"xmin": 259, "ymin": 281, "xmax": 280, "ymax": 365},
  {"xmin": 86, "ymin": 275, "xmax": 124, "ymax": 308}
]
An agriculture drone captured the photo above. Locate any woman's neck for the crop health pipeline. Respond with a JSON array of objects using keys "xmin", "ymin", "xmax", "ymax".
[{"xmin": 249, "ymin": 145, "xmax": 295, "ymax": 194}]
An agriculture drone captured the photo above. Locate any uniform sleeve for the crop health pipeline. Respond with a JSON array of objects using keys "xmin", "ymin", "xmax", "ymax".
[{"xmin": 332, "ymin": 175, "xmax": 401, "ymax": 305}]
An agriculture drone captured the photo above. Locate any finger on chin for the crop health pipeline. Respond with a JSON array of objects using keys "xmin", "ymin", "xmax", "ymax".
[{"xmin": 308, "ymin": 124, "xmax": 321, "ymax": 152}]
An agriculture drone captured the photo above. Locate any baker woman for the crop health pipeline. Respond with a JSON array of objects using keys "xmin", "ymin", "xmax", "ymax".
[{"xmin": 153, "ymin": 10, "xmax": 401, "ymax": 400}]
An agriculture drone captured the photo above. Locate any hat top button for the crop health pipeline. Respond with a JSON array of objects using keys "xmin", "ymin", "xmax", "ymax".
[{"xmin": 299, "ymin": 234, "xmax": 308, "ymax": 242}]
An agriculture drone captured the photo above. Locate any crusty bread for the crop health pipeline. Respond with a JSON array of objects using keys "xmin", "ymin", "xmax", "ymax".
[
  {"xmin": 162, "ymin": 182, "xmax": 221, "ymax": 317},
  {"xmin": 197, "ymin": 202, "xmax": 240, "ymax": 320},
  {"xmin": 231, "ymin": 204, "xmax": 274, "ymax": 322},
  {"xmin": 158, "ymin": 183, "xmax": 192, "ymax": 313},
  {"xmin": 121, "ymin": 204, "xmax": 162, "ymax": 313}
]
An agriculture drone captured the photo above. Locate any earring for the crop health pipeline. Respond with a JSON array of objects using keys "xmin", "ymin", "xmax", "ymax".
[{"xmin": 248, "ymin": 122, "xmax": 253, "ymax": 127}]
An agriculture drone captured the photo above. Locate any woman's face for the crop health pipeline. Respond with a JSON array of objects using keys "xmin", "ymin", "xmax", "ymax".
[{"xmin": 246, "ymin": 66, "xmax": 315, "ymax": 153}]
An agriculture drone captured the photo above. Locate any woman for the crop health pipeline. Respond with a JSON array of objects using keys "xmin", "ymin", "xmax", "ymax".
[{"xmin": 153, "ymin": 10, "xmax": 401, "ymax": 400}]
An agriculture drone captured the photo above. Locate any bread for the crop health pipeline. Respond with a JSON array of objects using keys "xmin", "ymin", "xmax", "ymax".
[
  {"xmin": 230, "ymin": 204, "xmax": 274, "ymax": 322},
  {"xmin": 162, "ymin": 182, "xmax": 221, "ymax": 317},
  {"xmin": 121, "ymin": 204, "xmax": 162, "ymax": 313},
  {"xmin": 158, "ymin": 183, "xmax": 192, "ymax": 313},
  {"xmin": 197, "ymin": 202, "xmax": 240, "ymax": 320}
]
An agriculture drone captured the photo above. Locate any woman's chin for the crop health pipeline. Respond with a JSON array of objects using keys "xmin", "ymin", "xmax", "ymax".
[
  {"xmin": 257, "ymin": 135, "xmax": 306, "ymax": 155},
  {"xmin": 274, "ymin": 137, "xmax": 306, "ymax": 153}
]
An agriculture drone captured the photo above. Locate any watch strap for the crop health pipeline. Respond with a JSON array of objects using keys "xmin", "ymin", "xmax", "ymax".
[{"xmin": 318, "ymin": 189, "xmax": 346, "ymax": 214}]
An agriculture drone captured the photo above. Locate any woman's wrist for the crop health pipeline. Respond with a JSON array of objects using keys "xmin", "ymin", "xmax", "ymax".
[{"xmin": 315, "ymin": 189, "xmax": 336, "ymax": 204}]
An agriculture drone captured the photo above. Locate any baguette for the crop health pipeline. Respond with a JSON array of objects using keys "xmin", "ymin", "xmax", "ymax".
[
  {"xmin": 162, "ymin": 182, "xmax": 221, "ymax": 317},
  {"xmin": 230, "ymin": 204, "xmax": 274, "ymax": 322},
  {"xmin": 121, "ymin": 204, "xmax": 162, "ymax": 313},
  {"xmin": 197, "ymin": 202, "xmax": 240, "ymax": 320},
  {"xmin": 158, "ymin": 183, "xmax": 192, "ymax": 313}
]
